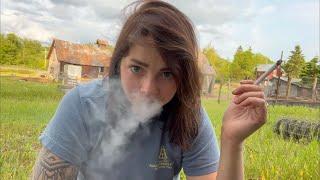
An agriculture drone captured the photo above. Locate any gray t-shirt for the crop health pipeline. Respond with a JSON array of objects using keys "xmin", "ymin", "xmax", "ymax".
[{"xmin": 40, "ymin": 78, "xmax": 220, "ymax": 180}]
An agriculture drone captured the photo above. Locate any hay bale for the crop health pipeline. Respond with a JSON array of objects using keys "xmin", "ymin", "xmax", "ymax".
[{"xmin": 274, "ymin": 118, "xmax": 320, "ymax": 143}]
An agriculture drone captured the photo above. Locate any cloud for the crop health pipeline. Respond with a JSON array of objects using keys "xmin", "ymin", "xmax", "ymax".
[
  {"xmin": 1, "ymin": 10, "xmax": 54, "ymax": 42},
  {"xmin": 50, "ymin": 0, "xmax": 88, "ymax": 7},
  {"xmin": 1, "ymin": 0, "xmax": 318, "ymax": 60},
  {"xmin": 170, "ymin": 0, "xmax": 257, "ymax": 25}
]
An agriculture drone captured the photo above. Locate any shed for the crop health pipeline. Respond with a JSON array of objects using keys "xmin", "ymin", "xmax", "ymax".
[
  {"xmin": 265, "ymin": 77, "xmax": 319, "ymax": 99},
  {"xmin": 47, "ymin": 38, "xmax": 112, "ymax": 83}
]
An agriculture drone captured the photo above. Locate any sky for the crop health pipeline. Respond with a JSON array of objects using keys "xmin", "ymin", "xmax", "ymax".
[{"xmin": 1, "ymin": 0, "xmax": 319, "ymax": 61}]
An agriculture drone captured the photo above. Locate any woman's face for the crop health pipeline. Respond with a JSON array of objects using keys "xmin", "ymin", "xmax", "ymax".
[{"xmin": 120, "ymin": 43, "xmax": 177, "ymax": 107}]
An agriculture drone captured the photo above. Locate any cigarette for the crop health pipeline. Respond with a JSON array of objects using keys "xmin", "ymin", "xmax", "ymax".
[{"xmin": 254, "ymin": 60, "xmax": 283, "ymax": 85}]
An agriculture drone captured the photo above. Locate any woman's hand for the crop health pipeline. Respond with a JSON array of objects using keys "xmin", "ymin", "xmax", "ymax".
[{"xmin": 221, "ymin": 80, "xmax": 267, "ymax": 145}]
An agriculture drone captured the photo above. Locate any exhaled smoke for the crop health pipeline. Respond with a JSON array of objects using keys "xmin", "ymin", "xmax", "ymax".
[{"xmin": 86, "ymin": 77, "xmax": 162, "ymax": 179}]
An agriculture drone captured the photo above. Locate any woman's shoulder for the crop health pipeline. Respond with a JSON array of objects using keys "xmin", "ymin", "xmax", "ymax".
[
  {"xmin": 199, "ymin": 107, "xmax": 212, "ymax": 127},
  {"xmin": 76, "ymin": 78, "xmax": 108, "ymax": 99},
  {"xmin": 191, "ymin": 107, "xmax": 216, "ymax": 143}
]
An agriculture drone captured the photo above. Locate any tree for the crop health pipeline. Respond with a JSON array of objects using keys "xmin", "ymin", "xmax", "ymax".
[
  {"xmin": 230, "ymin": 47, "xmax": 255, "ymax": 80},
  {"xmin": 0, "ymin": 33, "xmax": 23, "ymax": 65},
  {"xmin": 253, "ymin": 53, "xmax": 273, "ymax": 65},
  {"xmin": 236, "ymin": 45, "xmax": 243, "ymax": 53},
  {"xmin": 283, "ymin": 45, "xmax": 306, "ymax": 99},
  {"xmin": 0, "ymin": 33, "xmax": 47, "ymax": 69},
  {"xmin": 300, "ymin": 56, "xmax": 320, "ymax": 102},
  {"xmin": 21, "ymin": 38, "xmax": 46, "ymax": 68}
]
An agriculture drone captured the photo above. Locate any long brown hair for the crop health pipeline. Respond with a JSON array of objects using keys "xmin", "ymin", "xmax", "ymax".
[{"xmin": 109, "ymin": 0, "xmax": 201, "ymax": 150}]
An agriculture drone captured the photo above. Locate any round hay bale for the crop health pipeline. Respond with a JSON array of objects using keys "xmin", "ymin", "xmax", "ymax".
[
  {"xmin": 313, "ymin": 123, "xmax": 320, "ymax": 142},
  {"xmin": 274, "ymin": 118, "xmax": 320, "ymax": 143}
]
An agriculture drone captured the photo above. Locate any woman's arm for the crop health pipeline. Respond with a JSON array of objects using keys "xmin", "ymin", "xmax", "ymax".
[
  {"xmin": 216, "ymin": 136, "xmax": 244, "ymax": 180},
  {"xmin": 187, "ymin": 80, "xmax": 266, "ymax": 180},
  {"xmin": 32, "ymin": 147, "xmax": 79, "ymax": 180},
  {"xmin": 217, "ymin": 80, "xmax": 267, "ymax": 180}
]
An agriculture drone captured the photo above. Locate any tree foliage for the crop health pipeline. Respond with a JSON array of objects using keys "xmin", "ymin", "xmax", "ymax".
[
  {"xmin": 231, "ymin": 47, "xmax": 254, "ymax": 79},
  {"xmin": 0, "ymin": 33, "xmax": 47, "ymax": 69},
  {"xmin": 203, "ymin": 45, "xmax": 274, "ymax": 82},
  {"xmin": 283, "ymin": 45, "xmax": 306, "ymax": 98},
  {"xmin": 253, "ymin": 53, "xmax": 273, "ymax": 65},
  {"xmin": 300, "ymin": 56, "xmax": 320, "ymax": 86},
  {"xmin": 283, "ymin": 45, "xmax": 306, "ymax": 78},
  {"xmin": 203, "ymin": 45, "xmax": 230, "ymax": 83},
  {"xmin": 230, "ymin": 46, "xmax": 273, "ymax": 80}
]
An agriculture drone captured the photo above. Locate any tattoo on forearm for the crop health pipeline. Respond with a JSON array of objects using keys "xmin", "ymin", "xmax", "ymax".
[{"xmin": 32, "ymin": 148, "xmax": 78, "ymax": 180}]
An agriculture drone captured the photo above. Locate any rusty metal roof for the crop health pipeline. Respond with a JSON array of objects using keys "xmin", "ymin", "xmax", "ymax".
[{"xmin": 47, "ymin": 38, "xmax": 112, "ymax": 67}]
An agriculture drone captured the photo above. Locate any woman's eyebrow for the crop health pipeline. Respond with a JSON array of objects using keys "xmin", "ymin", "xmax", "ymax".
[
  {"xmin": 130, "ymin": 58, "xmax": 149, "ymax": 67},
  {"xmin": 130, "ymin": 58, "xmax": 170, "ymax": 71},
  {"xmin": 160, "ymin": 67, "xmax": 171, "ymax": 71}
]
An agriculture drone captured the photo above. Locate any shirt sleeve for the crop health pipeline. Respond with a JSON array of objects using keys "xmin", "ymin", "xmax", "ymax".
[
  {"xmin": 39, "ymin": 87, "xmax": 90, "ymax": 167},
  {"xmin": 182, "ymin": 107, "xmax": 220, "ymax": 176}
]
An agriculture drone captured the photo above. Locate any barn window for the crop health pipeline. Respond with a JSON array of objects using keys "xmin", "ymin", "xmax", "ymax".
[{"xmin": 99, "ymin": 67, "xmax": 104, "ymax": 73}]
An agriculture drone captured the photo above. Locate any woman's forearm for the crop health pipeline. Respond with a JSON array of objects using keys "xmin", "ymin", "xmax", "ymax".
[{"xmin": 216, "ymin": 134, "xmax": 244, "ymax": 180}]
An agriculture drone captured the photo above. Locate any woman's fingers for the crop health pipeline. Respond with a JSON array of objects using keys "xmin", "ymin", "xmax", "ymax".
[
  {"xmin": 240, "ymin": 80, "xmax": 254, "ymax": 84},
  {"xmin": 232, "ymin": 80, "xmax": 266, "ymax": 105},
  {"xmin": 232, "ymin": 84, "xmax": 262, "ymax": 95},
  {"xmin": 239, "ymin": 96, "xmax": 266, "ymax": 109},
  {"xmin": 233, "ymin": 91, "xmax": 265, "ymax": 104}
]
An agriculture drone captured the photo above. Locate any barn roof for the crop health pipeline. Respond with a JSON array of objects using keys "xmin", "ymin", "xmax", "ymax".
[{"xmin": 47, "ymin": 38, "xmax": 112, "ymax": 67}]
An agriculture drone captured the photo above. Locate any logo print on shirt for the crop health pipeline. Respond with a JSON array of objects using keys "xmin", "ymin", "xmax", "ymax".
[
  {"xmin": 149, "ymin": 146, "xmax": 173, "ymax": 170},
  {"xmin": 158, "ymin": 146, "xmax": 168, "ymax": 160}
]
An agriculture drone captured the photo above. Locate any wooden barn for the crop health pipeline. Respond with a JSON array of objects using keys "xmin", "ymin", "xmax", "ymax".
[
  {"xmin": 264, "ymin": 76, "xmax": 320, "ymax": 100},
  {"xmin": 47, "ymin": 38, "xmax": 112, "ymax": 83},
  {"xmin": 47, "ymin": 38, "xmax": 215, "ymax": 93},
  {"xmin": 198, "ymin": 52, "xmax": 216, "ymax": 94}
]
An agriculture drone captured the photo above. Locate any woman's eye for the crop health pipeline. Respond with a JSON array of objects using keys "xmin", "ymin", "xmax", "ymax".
[
  {"xmin": 162, "ymin": 71, "xmax": 173, "ymax": 79},
  {"xmin": 130, "ymin": 66, "xmax": 141, "ymax": 73}
]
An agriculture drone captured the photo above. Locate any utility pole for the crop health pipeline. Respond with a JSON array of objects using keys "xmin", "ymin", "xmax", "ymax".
[{"xmin": 275, "ymin": 51, "xmax": 283, "ymax": 103}]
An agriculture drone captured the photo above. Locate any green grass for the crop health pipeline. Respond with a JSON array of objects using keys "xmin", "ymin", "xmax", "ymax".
[
  {"xmin": 0, "ymin": 65, "xmax": 46, "ymax": 77},
  {"xmin": 0, "ymin": 76, "xmax": 319, "ymax": 179},
  {"xmin": 199, "ymin": 99, "xmax": 320, "ymax": 180},
  {"xmin": 0, "ymin": 77, "xmax": 63, "ymax": 179}
]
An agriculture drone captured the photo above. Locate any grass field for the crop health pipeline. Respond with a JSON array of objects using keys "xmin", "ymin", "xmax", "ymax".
[{"xmin": 0, "ymin": 76, "xmax": 319, "ymax": 179}]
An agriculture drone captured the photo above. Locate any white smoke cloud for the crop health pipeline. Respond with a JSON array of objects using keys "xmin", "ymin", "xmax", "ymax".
[{"xmin": 86, "ymin": 78, "xmax": 162, "ymax": 179}]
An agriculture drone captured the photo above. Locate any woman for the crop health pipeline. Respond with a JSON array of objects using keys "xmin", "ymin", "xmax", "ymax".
[{"xmin": 32, "ymin": 1, "xmax": 266, "ymax": 179}]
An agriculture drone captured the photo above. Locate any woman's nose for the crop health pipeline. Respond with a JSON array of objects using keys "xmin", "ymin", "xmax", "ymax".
[{"xmin": 140, "ymin": 76, "xmax": 159, "ymax": 98}]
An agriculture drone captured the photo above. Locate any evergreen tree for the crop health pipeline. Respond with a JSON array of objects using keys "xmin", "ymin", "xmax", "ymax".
[
  {"xmin": 283, "ymin": 45, "xmax": 306, "ymax": 99},
  {"xmin": 236, "ymin": 45, "xmax": 243, "ymax": 53},
  {"xmin": 300, "ymin": 56, "xmax": 320, "ymax": 101}
]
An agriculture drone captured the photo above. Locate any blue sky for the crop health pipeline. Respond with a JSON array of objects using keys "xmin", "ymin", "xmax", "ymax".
[{"xmin": 1, "ymin": 0, "xmax": 319, "ymax": 61}]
